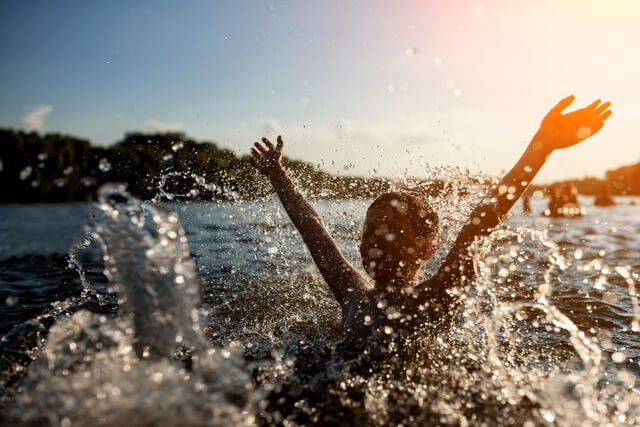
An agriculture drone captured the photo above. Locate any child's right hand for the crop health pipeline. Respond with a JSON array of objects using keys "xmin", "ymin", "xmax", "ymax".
[
  {"xmin": 250, "ymin": 136, "xmax": 284, "ymax": 177},
  {"xmin": 534, "ymin": 95, "xmax": 612, "ymax": 153}
]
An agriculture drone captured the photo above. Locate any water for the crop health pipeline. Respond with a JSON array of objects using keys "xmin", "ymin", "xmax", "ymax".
[{"xmin": 0, "ymin": 186, "xmax": 639, "ymax": 425}]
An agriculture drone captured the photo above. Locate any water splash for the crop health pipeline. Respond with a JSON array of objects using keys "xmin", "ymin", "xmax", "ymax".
[
  {"xmin": 4, "ymin": 169, "xmax": 640, "ymax": 426},
  {"xmin": 94, "ymin": 183, "xmax": 208, "ymax": 358},
  {"xmin": 6, "ymin": 184, "xmax": 254, "ymax": 426},
  {"xmin": 154, "ymin": 171, "xmax": 238, "ymax": 202}
]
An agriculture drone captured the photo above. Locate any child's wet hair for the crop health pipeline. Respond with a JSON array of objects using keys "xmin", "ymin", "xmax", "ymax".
[{"xmin": 362, "ymin": 192, "xmax": 439, "ymax": 245}]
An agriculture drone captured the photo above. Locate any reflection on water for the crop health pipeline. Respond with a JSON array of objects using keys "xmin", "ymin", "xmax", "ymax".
[{"xmin": 0, "ymin": 188, "xmax": 639, "ymax": 425}]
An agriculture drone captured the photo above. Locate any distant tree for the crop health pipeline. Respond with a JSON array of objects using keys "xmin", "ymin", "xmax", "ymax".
[{"xmin": 9, "ymin": 127, "xmax": 635, "ymax": 204}]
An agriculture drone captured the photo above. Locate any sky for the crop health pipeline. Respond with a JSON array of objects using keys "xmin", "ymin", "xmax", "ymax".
[{"xmin": 1, "ymin": 0, "xmax": 639, "ymax": 183}]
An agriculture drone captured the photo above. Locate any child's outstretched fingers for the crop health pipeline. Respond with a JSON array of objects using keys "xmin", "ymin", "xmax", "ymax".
[
  {"xmin": 249, "ymin": 136, "xmax": 285, "ymax": 176},
  {"xmin": 277, "ymin": 135, "xmax": 284, "ymax": 153},
  {"xmin": 548, "ymin": 94, "xmax": 575, "ymax": 116},
  {"xmin": 254, "ymin": 142, "xmax": 267, "ymax": 154},
  {"xmin": 262, "ymin": 137, "xmax": 274, "ymax": 150},
  {"xmin": 538, "ymin": 97, "xmax": 612, "ymax": 151},
  {"xmin": 593, "ymin": 101, "xmax": 611, "ymax": 118}
]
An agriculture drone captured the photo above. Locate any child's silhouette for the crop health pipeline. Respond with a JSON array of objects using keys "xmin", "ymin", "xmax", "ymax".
[{"xmin": 250, "ymin": 96, "xmax": 611, "ymax": 343}]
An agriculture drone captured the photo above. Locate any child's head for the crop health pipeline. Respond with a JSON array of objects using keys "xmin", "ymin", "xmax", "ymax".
[{"xmin": 360, "ymin": 192, "xmax": 439, "ymax": 285}]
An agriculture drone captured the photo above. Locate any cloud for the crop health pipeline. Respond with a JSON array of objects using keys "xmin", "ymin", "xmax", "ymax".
[
  {"xmin": 20, "ymin": 105, "xmax": 53, "ymax": 132},
  {"xmin": 333, "ymin": 118, "xmax": 355, "ymax": 138},
  {"xmin": 145, "ymin": 119, "xmax": 184, "ymax": 133},
  {"xmin": 260, "ymin": 118, "xmax": 283, "ymax": 136},
  {"xmin": 333, "ymin": 117, "xmax": 443, "ymax": 146},
  {"xmin": 402, "ymin": 132, "xmax": 444, "ymax": 146}
]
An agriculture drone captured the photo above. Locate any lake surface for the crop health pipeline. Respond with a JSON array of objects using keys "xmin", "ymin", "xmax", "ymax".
[{"xmin": 1, "ymin": 194, "xmax": 639, "ymax": 425}]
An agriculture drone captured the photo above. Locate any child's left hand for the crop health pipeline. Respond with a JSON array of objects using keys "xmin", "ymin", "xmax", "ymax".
[{"xmin": 250, "ymin": 136, "xmax": 284, "ymax": 177}]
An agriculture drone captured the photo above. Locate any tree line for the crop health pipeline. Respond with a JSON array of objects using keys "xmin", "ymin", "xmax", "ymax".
[
  {"xmin": 1, "ymin": 128, "xmax": 638, "ymax": 204},
  {"xmin": 0, "ymin": 129, "xmax": 442, "ymax": 203}
]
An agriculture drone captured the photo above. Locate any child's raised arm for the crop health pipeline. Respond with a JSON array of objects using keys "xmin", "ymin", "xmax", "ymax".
[
  {"xmin": 250, "ymin": 136, "xmax": 367, "ymax": 309},
  {"xmin": 418, "ymin": 96, "xmax": 612, "ymax": 301},
  {"xmin": 492, "ymin": 95, "xmax": 611, "ymax": 219}
]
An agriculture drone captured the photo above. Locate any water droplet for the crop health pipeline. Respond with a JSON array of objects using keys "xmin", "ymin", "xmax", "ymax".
[
  {"xmin": 163, "ymin": 154, "xmax": 173, "ymax": 161},
  {"xmin": 405, "ymin": 47, "xmax": 417, "ymax": 57},
  {"xmin": 63, "ymin": 166, "xmax": 73, "ymax": 176},
  {"xmin": 593, "ymin": 274, "xmax": 607, "ymax": 290},
  {"xmin": 612, "ymin": 351, "xmax": 626, "ymax": 363},
  {"xmin": 99, "ymin": 158, "xmax": 112, "ymax": 172},
  {"xmin": 54, "ymin": 178, "xmax": 68, "ymax": 188},
  {"xmin": 577, "ymin": 126, "xmax": 591, "ymax": 140},
  {"xmin": 19, "ymin": 166, "xmax": 33, "ymax": 180},
  {"xmin": 541, "ymin": 411, "xmax": 555, "ymax": 423},
  {"xmin": 37, "ymin": 152, "xmax": 48, "ymax": 161},
  {"xmin": 5, "ymin": 296, "xmax": 18, "ymax": 307},
  {"xmin": 453, "ymin": 88, "xmax": 463, "ymax": 97},
  {"xmin": 171, "ymin": 141, "xmax": 184, "ymax": 152}
]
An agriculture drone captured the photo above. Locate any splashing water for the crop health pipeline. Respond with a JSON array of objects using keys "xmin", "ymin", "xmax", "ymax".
[
  {"xmin": 154, "ymin": 171, "xmax": 236, "ymax": 202},
  {"xmin": 94, "ymin": 184, "xmax": 210, "ymax": 357},
  {"xmin": 3, "ymin": 166, "xmax": 640, "ymax": 426},
  {"xmin": 5, "ymin": 184, "xmax": 254, "ymax": 426}
]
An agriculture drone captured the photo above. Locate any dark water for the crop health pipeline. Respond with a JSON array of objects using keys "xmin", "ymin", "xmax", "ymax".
[{"xmin": 1, "ymin": 192, "xmax": 639, "ymax": 425}]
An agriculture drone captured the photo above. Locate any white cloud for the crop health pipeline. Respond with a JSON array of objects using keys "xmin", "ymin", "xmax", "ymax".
[
  {"xmin": 333, "ymin": 118, "xmax": 355, "ymax": 138},
  {"xmin": 333, "ymin": 117, "xmax": 442, "ymax": 146},
  {"xmin": 145, "ymin": 119, "xmax": 184, "ymax": 133},
  {"xmin": 260, "ymin": 118, "xmax": 283, "ymax": 136},
  {"xmin": 402, "ymin": 132, "xmax": 444, "ymax": 146},
  {"xmin": 20, "ymin": 105, "xmax": 53, "ymax": 132}
]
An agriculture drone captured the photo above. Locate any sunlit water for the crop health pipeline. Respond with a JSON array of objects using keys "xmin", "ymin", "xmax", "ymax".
[{"xmin": 0, "ymin": 183, "xmax": 639, "ymax": 426}]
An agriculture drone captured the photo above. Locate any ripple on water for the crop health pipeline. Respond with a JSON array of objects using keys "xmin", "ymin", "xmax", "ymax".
[{"xmin": 1, "ymin": 186, "xmax": 639, "ymax": 425}]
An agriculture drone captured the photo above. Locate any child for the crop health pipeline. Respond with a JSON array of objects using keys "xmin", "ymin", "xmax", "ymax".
[{"xmin": 250, "ymin": 96, "xmax": 611, "ymax": 343}]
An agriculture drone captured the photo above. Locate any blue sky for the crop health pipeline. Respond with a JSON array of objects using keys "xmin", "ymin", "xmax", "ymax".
[{"xmin": 2, "ymin": 0, "xmax": 639, "ymax": 182}]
